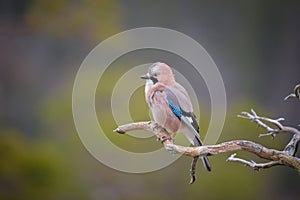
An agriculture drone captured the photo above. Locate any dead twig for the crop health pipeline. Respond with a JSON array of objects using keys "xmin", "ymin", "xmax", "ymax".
[{"xmin": 284, "ymin": 84, "xmax": 300, "ymax": 100}]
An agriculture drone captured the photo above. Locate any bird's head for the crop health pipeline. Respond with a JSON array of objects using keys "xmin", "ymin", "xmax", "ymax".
[{"xmin": 140, "ymin": 62, "xmax": 175, "ymax": 85}]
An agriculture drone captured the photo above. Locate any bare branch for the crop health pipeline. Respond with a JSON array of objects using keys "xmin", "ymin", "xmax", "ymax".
[
  {"xmin": 114, "ymin": 121, "xmax": 173, "ymax": 146},
  {"xmin": 227, "ymin": 153, "xmax": 281, "ymax": 170},
  {"xmin": 114, "ymin": 121, "xmax": 201, "ymax": 183},
  {"xmin": 238, "ymin": 109, "xmax": 300, "ymax": 137},
  {"xmin": 284, "ymin": 84, "xmax": 300, "ymax": 100},
  {"xmin": 189, "ymin": 157, "xmax": 198, "ymax": 184},
  {"xmin": 114, "ymin": 120, "xmax": 300, "ymax": 175},
  {"xmin": 284, "ymin": 134, "xmax": 300, "ymax": 156}
]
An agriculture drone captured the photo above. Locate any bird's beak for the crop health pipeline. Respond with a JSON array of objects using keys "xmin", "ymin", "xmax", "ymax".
[{"xmin": 140, "ymin": 74, "xmax": 150, "ymax": 79}]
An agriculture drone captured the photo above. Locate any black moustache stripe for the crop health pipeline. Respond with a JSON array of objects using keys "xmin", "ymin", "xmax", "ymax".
[{"xmin": 150, "ymin": 77, "xmax": 158, "ymax": 84}]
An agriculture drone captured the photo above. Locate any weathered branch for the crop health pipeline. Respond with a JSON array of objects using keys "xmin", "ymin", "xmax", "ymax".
[
  {"xmin": 189, "ymin": 156, "xmax": 198, "ymax": 184},
  {"xmin": 284, "ymin": 84, "xmax": 300, "ymax": 100},
  {"xmin": 227, "ymin": 153, "xmax": 281, "ymax": 170},
  {"xmin": 114, "ymin": 112, "xmax": 300, "ymax": 180},
  {"xmin": 238, "ymin": 109, "xmax": 300, "ymax": 156},
  {"xmin": 239, "ymin": 109, "xmax": 300, "ymax": 136}
]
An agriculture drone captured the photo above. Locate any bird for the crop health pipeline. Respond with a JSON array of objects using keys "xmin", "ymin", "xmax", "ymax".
[{"xmin": 140, "ymin": 62, "xmax": 211, "ymax": 172}]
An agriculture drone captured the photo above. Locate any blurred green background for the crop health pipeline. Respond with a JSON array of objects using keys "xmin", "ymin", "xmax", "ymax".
[{"xmin": 0, "ymin": 0, "xmax": 299, "ymax": 199}]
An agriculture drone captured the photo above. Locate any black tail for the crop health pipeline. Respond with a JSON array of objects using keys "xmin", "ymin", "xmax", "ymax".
[
  {"xmin": 201, "ymin": 156, "xmax": 212, "ymax": 171},
  {"xmin": 194, "ymin": 136, "xmax": 212, "ymax": 172}
]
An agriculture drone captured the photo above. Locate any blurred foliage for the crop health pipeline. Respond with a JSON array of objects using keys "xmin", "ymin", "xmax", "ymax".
[
  {"xmin": 25, "ymin": 0, "xmax": 122, "ymax": 41},
  {"xmin": 0, "ymin": 128, "xmax": 86, "ymax": 200}
]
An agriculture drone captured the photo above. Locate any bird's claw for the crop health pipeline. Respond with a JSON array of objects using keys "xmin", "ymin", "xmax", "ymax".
[{"xmin": 161, "ymin": 135, "xmax": 174, "ymax": 143}]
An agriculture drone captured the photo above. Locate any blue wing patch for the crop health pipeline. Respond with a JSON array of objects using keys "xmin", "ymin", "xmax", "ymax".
[{"xmin": 166, "ymin": 97, "xmax": 182, "ymax": 118}]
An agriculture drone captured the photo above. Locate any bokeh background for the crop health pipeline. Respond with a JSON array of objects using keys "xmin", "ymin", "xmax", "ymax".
[{"xmin": 0, "ymin": 0, "xmax": 299, "ymax": 199}]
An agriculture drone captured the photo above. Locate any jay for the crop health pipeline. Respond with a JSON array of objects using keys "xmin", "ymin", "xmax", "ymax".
[{"xmin": 140, "ymin": 62, "xmax": 211, "ymax": 172}]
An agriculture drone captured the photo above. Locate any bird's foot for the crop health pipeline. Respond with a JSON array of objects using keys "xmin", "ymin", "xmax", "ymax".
[{"xmin": 161, "ymin": 135, "xmax": 174, "ymax": 143}]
